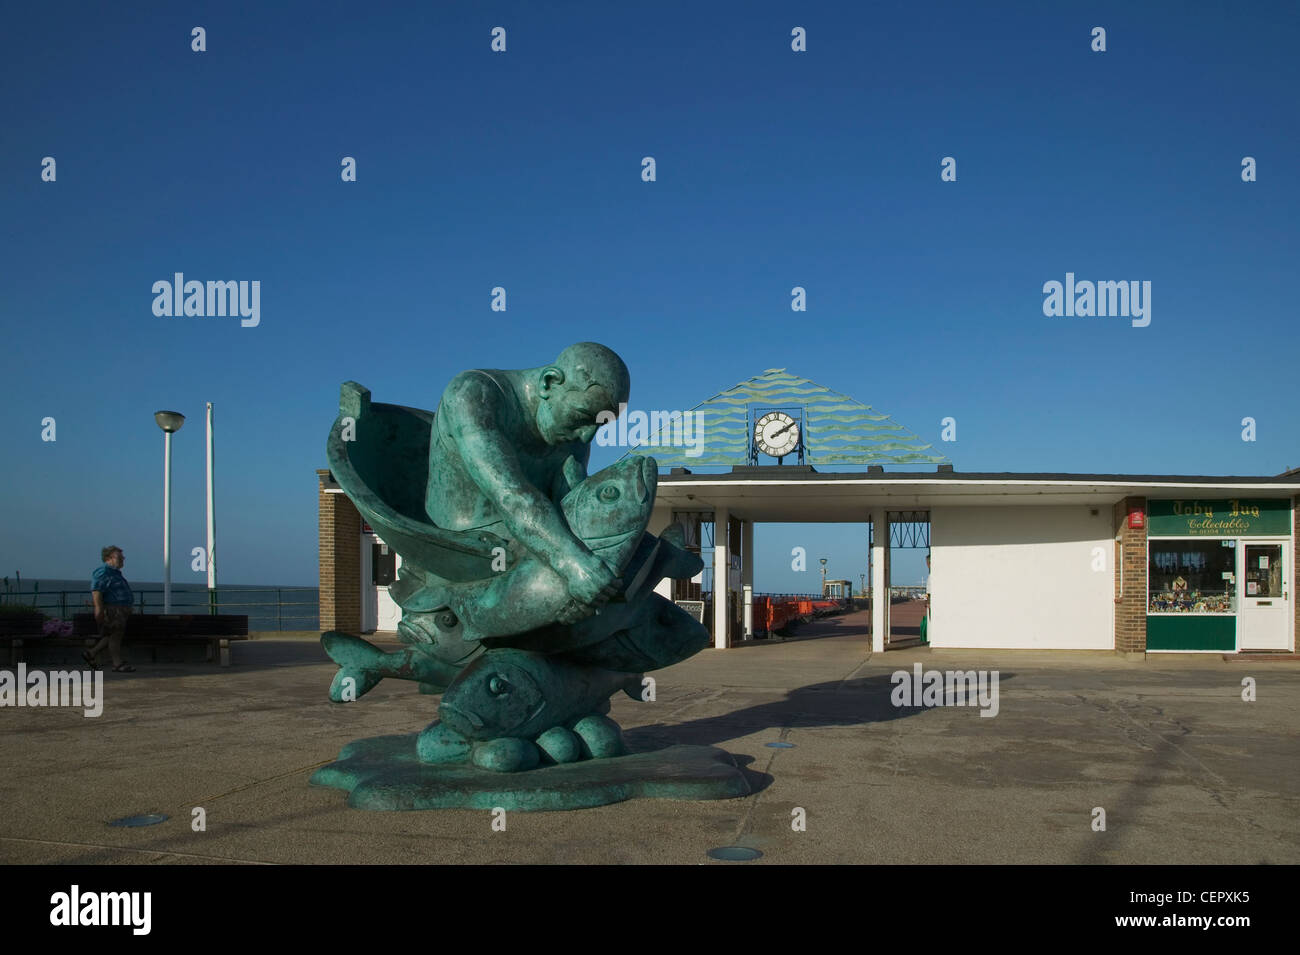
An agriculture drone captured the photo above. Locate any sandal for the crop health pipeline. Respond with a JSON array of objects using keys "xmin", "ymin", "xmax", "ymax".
[
  {"xmin": 112, "ymin": 663, "xmax": 136, "ymax": 673},
  {"xmin": 82, "ymin": 651, "xmax": 100, "ymax": 670}
]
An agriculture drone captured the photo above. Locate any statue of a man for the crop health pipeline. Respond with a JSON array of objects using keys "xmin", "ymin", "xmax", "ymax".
[{"xmin": 425, "ymin": 342, "xmax": 631, "ymax": 619}]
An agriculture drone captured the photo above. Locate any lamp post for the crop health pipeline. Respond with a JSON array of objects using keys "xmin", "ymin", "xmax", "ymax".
[
  {"xmin": 820, "ymin": 557, "xmax": 827, "ymax": 597},
  {"xmin": 154, "ymin": 411, "xmax": 185, "ymax": 613}
]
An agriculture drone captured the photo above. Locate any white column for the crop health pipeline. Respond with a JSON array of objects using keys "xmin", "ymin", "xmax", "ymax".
[
  {"xmin": 205, "ymin": 403, "xmax": 217, "ymax": 611},
  {"xmin": 742, "ymin": 519, "xmax": 754, "ymax": 637},
  {"xmin": 713, "ymin": 506, "xmax": 729, "ymax": 649},
  {"xmin": 871, "ymin": 507, "xmax": 889, "ymax": 653}
]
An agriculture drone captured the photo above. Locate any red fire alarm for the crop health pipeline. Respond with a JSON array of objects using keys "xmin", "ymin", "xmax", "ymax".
[{"xmin": 1128, "ymin": 507, "xmax": 1145, "ymax": 529}]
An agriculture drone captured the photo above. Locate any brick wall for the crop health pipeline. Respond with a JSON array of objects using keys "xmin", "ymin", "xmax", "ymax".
[
  {"xmin": 318, "ymin": 470, "xmax": 361, "ymax": 633},
  {"xmin": 1113, "ymin": 496, "xmax": 1147, "ymax": 652}
]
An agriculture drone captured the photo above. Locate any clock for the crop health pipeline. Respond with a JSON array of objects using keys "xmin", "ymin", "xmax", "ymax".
[{"xmin": 755, "ymin": 411, "xmax": 800, "ymax": 459}]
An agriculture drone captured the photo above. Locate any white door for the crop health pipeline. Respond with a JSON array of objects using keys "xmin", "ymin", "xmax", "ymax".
[
  {"xmin": 1239, "ymin": 541, "xmax": 1290, "ymax": 650},
  {"xmin": 377, "ymin": 552, "xmax": 402, "ymax": 632}
]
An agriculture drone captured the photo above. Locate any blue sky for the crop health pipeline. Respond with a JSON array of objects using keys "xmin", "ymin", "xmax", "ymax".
[{"xmin": 2, "ymin": 1, "xmax": 1297, "ymax": 591}]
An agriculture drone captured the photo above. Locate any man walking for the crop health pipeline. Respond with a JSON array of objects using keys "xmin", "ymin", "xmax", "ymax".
[{"xmin": 87, "ymin": 546, "xmax": 135, "ymax": 672}]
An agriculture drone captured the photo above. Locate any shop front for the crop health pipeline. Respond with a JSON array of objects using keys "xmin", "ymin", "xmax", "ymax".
[{"xmin": 1146, "ymin": 499, "xmax": 1293, "ymax": 652}]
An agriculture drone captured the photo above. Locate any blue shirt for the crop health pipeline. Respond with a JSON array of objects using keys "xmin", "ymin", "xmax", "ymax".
[{"xmin": 92, "ymin": 564, "xmax": 133, "ymax": 606}]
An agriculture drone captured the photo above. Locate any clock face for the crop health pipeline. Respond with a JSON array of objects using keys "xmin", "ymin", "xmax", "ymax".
[{"xmin": 755, "ymin": 412, "xmax": 800, "ymax": 458}]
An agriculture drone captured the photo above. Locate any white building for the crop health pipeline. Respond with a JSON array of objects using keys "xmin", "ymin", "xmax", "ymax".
[{"xmin": 318, "ymin": 368, "xmax": 1298, "ymax": 656}]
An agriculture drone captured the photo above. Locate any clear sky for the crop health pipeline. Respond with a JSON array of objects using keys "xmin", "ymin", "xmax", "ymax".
[{"xmin": 2, "ymin": 1, "xmax": 1297, "ymax": 590}]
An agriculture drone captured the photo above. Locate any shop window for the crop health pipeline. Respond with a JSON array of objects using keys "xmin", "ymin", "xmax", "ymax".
[
  {"xmin": 1148, "ymin": 540, "xmax": 1235, "ymax": 613},
  {"xmin": 372, "ymin": 542, "xmax": 396, "ymax": 587}
]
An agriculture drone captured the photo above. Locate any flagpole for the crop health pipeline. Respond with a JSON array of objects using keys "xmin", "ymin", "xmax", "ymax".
[{"xmin": 206, "ymin": 402, "xmax": 217, "ymax": 614}]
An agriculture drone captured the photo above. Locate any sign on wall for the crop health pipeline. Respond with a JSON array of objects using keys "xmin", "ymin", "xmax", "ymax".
[
  {"xmin": 1147, "ymin": 499, "xmax": 1290, "ymax": 537},
  {"xmin": 675, "ymin": 600, "xmax": 706, "ymax": 622}
]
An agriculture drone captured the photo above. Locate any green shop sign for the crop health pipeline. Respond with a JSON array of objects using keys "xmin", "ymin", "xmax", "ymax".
[{"xmin": 1148, "ymin": 499, "xmax": 1291, "ymax": 537}]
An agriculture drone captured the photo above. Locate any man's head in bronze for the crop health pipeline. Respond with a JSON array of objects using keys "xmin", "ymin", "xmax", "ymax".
[{"xmin": 536, "ymin": 342, "xmax": 631, "ymax": 445}]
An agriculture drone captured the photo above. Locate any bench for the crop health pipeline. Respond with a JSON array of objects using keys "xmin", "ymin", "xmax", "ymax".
[{"xmin": 1, "ymin": 614, "xmax": 250, "ymax": 667}]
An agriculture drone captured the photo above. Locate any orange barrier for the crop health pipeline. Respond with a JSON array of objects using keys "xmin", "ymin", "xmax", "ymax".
[
  {"xmin": 751, "ymin": 595, "xmax": 853, "ymax": 634},
  {"xmin": 755, "ymin": 596, "xmax": 794, "ymax": 633},
  {"xmin": 755, "ymin": 596, "xmax": 830, "ymax": 633}
]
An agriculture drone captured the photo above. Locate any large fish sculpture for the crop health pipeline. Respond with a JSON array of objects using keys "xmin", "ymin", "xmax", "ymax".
[
  {"xmin": 420, "ymin": 592, "xmax": 710, "ymax": 772},
  {"xmin": 422, "ymin": 647, "xmax": 649, "ymax": 771},
  {"xmin": 438, "ymin": 453, "xmax": 658, "ymax": 643},
  {"xmin": 438, "ymin": 647, "xmax": 641, "ymax": 742}
]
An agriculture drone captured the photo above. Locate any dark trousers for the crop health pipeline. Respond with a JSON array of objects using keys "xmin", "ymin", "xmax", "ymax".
[{"xmin": 91, "ymin": 605, "xmax": 131, "ymax": 666}]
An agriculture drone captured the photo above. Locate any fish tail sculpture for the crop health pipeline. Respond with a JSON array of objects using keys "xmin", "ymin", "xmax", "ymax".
[{"xmin": 323, "ymin": 632, "xmax": 467, "ymax": 701}]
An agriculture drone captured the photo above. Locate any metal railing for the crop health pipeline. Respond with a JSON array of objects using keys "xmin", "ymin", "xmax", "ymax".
[
  {"xmin": 0, "ymin": 588, "xmax": 319, "ymax": 631},
  {"xmin": 890, "ymin": 586, "xmax": 927, "ymax": 599},
  {"xmin": 743, "ymin": 588, "xmax": 926, "ymax": 599}
]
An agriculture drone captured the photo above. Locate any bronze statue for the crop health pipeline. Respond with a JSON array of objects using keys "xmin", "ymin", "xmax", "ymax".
[{"xmin": 313, "ymin": 344, "xmax": 748, "ymax": 809}]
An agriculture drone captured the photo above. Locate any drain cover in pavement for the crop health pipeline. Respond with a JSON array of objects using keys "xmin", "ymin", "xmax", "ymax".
[
  {"xmin": 108, "ymin": 813, "xmax": 168, "ymax": 828},
  {"xmin": 707, "ymin": 846, "xmax": 763, "ymax": 861}
]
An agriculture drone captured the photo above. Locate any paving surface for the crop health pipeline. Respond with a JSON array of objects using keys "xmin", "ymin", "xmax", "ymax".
[{"xmin": 2, "ymin": 606, "xmax": 1298, "ymax": 865}]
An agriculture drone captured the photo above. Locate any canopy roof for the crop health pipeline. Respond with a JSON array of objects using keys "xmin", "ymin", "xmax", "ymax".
[{"xmin": 653, "ymin": 470, "xmax": 1300, "ymax": 521}]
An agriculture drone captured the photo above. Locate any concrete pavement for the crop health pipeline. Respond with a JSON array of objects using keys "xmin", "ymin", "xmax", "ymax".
[{"xmin": 2, "ymin": 612, "xmax": 1298, "ymax": 864}]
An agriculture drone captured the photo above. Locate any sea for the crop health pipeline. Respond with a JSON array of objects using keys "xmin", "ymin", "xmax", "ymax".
[{"xmin": 0, "ymin": 578, "xmax": 319, "ymax": 632}]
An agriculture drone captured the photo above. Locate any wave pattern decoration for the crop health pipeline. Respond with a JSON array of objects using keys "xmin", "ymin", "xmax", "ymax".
[{"xmin": 620, "ymin": 368, "xmax": 949, "ymax": 469}]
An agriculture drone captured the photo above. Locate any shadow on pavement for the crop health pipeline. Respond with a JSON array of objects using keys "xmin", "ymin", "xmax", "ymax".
[{"xmin": 624, "ymin": 671, "xmax": 1017, "ymax": 753}]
